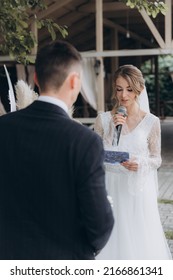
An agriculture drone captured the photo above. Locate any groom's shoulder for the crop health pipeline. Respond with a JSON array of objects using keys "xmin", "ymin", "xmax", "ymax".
[
  {"xmin": 0, "ymin": 110, "xmax": 21, "ymax": 124},
  {"xmin": 69, "ymin": 118, "xmax": 102, "ymax": 142}
]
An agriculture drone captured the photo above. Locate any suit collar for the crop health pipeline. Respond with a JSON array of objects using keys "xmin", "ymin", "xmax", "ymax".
[
  {"xmin": 27, "ymin": 100, "xmax": 70, "ymax": 119},
  {"xmin": 38, "ymin": 96, "xmax": 68, "ymax": 113}
]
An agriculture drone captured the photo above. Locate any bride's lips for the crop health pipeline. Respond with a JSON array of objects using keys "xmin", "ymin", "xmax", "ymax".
[{"xmin": 121, "ymin": 100, "xmax": 128, "ymax": 103}]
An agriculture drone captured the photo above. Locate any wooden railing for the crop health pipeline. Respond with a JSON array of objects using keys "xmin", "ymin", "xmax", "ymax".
[{"xmin": 74, "ymin": 118, "xmax": 96, "ymax": 129}]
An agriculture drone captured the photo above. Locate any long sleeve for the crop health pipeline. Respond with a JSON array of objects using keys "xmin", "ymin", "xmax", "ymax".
[
  {"xmin": 128, "ymin": 117, "xmax": 162, "ymax": 195},
  {"xmin": 147, "ymin": 117, "xmax": 162, "ymax": 169},
  {"xmin": 137, "ymin": 117, "xmax": 162, "ymax": 172}
]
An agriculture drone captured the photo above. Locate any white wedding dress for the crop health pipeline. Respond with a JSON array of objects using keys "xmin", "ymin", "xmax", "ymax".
[{"xmin": 94, "ymin": 111, "xmax": 172, "ymax": 260}]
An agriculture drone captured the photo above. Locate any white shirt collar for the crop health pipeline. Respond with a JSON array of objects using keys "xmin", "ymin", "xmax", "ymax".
[{"xmin": 38, "ymin": 96, "xmax": 68, "ymax": 113}]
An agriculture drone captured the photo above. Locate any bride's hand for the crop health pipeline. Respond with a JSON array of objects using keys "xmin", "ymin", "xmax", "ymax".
[
  {"xmin": 121, "ymin": 160, "xmax": 138, "ymax": 171},
  {"xmin": 112, "ymin": 113, "xmax": 127, "ymax": 127}
]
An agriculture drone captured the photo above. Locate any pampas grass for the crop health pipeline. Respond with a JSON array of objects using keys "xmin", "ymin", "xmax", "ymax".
[
  {"xmin": 15, "ymin": 80, "xmax": 75, "ymax": 118},
  {"xmin": 15, "ymin": 80, "xmax": 38, "ymax": 110},
  {"xmin": 0, "ymin": 98, "xmax": 6, "ymax": 116},
  {"xmin": 0, "ymin": 79, "xmax": 77, "ymax": 121}
]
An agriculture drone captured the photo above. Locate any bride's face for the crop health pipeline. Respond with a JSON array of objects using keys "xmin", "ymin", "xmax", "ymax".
[{"xmin": 115, "ymin": 76, "xmax": 136, "ymax": 108}]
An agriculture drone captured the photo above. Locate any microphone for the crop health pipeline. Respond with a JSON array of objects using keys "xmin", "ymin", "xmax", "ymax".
[{"xmin": 112, "ymin": 106, "xmax": 127, "ymax": 146}]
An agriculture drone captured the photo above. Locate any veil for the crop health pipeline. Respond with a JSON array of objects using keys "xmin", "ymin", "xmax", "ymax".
[{"xmin": 138, "ymin": 86, "xmax": 150, "ymax": 113}]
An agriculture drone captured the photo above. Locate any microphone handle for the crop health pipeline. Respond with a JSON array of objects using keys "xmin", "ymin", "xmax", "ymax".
[
  {"xmin": 112, "ymin": 124, "xmax": 122, "ymax": 146},
  {"xmin": 116, "ymin": 124, "xmax": 122, "ymax": 145},
  {"xmin": 112, "ymin": 108, "xmax": 127, "ymax": 146}
]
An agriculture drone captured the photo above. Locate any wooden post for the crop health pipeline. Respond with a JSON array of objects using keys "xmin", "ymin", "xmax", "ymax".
[
  {"xmin": 96, "ymin": 0, "xmax": 105, "ymax": 112},
  {"xmin": 165, "ymin": 0, "xmax": 172, "ymax": 48},
  {"xmin": 30, "ymin": 19, "xmax": 38, "ymax": 56},
  {"xmin": 111, "ymin": 29, "xmax": 119, "ymax": 74},
  {"xmin": 154, "ymin": 56, "xmax": 160, "ymax": 117}
]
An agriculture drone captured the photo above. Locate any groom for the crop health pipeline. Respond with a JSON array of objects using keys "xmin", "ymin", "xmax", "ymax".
[{"xmin": 0, "ymin": 40, "xmax": 114, "ymax": 259}]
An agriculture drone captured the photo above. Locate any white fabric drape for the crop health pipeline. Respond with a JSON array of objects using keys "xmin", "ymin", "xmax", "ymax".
[
  {"xmin": 16, "ymin": 58, "xmax": 99, "ymax": 111},
  {"xmin": 81, "ymin": 58, "xmax": 98, "ymax": 110}
]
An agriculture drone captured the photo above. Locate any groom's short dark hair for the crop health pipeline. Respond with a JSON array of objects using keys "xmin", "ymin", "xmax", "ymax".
[{"xmin": 35, "ymin": 40, "xmax": 82, "ymax": 92}]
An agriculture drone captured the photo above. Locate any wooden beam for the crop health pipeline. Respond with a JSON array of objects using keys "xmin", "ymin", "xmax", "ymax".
[
  {"xmin": 1, "ymin": 48, "xmax": 173, "ymax": 63},
  {"xmin": 96, "ymin": 0, "xmax": 104, "ymax": 112},
  {"xmin": 38, "ymin": 15, "xmax": 95, "ymax": 44},
  {"xmin": 96, "ymin": 0, "xmax": 103, "ymax": 52},
  {"xmin": 103, "ymin": 18, "xmax": 153, "ymax": 48},
  {"xmin": 78, "ymin": 2, "xmax": 128, "ymax": 13},
  {"xmin": 80, "ymin": 48, "xmax": 173, "ymax": 58},
  {"xmin": 66, "ymin": 16, "xmax": 95, "ymax": 37},
  {"xmin": 139, "ymin": 7, "xmax": 166, "ymax": 49},
  {"xmin": 110, "ymin": 29, "xmax": 119, "ymax": 74},
  {"xmin": 154, "ymin": 56, "xmax": 160, "ymax": 116},
  {"xmin": 68, "ymin": 28, "xmax": 95, "ymax": 47},
  {"xmin": 30, "ymin": 20, "xmax": 38, "ymax": 55},
  {"xmin": 165, "ymin": 0, "xmax": 172, "ymax": 48},
  {"xmin": 3, "ymin": 46, "xmax": 173, "ymax": 64},
  {"xmin": 53, "ymin": 11, "xmax": 84, "ymax": 26},
  {"xmin": 29, "ymin": 0, "xmax": 73, "ymax": 22}
]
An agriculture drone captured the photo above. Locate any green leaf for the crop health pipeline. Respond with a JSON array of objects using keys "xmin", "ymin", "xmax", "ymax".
[{"xmin": 125, "ymin": 0, "xmax": 167, "ymax": 18}]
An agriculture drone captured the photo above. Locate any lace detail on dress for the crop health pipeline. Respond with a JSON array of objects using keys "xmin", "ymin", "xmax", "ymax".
[
  {"xmin": 94, "ymin": 111, "xmax": 115, "ymax": 147},
  {"xmin": 95, "ymin": 111, "xmax": 172, "ymax": 260},
  {"xmin": 147, "ymin": 117, "xmax": 162, "ymax": 169},
  {"xmin": 94, "ymin": 111, "xmax": 162, "ymax": 195}
]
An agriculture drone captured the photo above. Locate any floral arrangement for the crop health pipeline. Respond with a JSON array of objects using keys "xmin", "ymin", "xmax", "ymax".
[
  {"xmin": 0, "ymin": 79, "xmax": 75, "ymax": 118},
  {"xmin": 0, "ymin": 98, "xmax": 6, "ymax": 116},
  {"xmin": 15, "ymin": 80, "xmax": 38, "ymax": 110}
]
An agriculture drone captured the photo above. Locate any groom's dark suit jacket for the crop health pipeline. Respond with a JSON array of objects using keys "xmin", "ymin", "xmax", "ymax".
[{"xmin": 0, "ymin": 101, "xmax": 114, "ymax": 260}]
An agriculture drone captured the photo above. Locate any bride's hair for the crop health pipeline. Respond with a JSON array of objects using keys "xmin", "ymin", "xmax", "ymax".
[{"xmin": 111, "ymin": 64, "xmax": 145, "ymax": 111}]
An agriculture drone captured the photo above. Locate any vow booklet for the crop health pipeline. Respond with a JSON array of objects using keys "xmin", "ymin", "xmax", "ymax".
[{"xmin": 104, "ymin": 150, "xmax": 129, "ymax": 164}]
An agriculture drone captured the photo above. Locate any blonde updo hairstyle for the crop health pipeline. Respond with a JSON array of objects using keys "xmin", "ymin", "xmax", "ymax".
[{"xmin": 112, "ymin": 64, "xmax": 145, "ymax": 111}]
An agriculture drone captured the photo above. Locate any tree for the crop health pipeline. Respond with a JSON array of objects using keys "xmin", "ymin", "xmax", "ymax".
[
  {"xmin": 123, "ymin": 0, "xmax": 167, "ymax": 18},
  {"xmin": 0, "ymin": 0, "xmax": 68, "ymax": 64},
  {"xmin": 0, "ymin": 0, "xmax": 167, "ymax": 64},
  {"xmin": 141, "ymin": 55, "xmax": 173, "ymax": 116}
]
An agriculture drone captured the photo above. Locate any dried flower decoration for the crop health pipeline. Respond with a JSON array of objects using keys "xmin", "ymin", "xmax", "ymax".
[
  {"xmin": 0, "ymin": 98, "xmax": 6, "ymax": 116},
  {"xmin": 15, "ymin": 80, "xmax": 38, "ymax": 110},
  {"xmin": 1, "ymin": 77, "xmax": 77, "ymax": 121}
]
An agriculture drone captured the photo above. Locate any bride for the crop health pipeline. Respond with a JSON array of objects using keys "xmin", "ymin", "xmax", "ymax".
[{"xmin": 94, "ymin": 64, "xmax": 172, "ymax": 260}]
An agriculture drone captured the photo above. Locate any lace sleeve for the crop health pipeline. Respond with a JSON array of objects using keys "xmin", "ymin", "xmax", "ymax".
[
  {"xmin": 128, "ymin": 117, "xmax": 162, "ymax": 195},
  {"xmin": 94, "ymin": 114, "xmax": 104, "ymax": 138},
  {"xmin": 137, "ymin": 117, "xmax": 162, "ymax": 171},
  {"xmin": 147, "ymin": 117, "xmax": 162, "ymax": 169}
]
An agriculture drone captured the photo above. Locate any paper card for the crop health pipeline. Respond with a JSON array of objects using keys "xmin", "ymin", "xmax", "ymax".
[{"xmin": 104, "ymin": 150, "xmax": 129, "ymax": 164}]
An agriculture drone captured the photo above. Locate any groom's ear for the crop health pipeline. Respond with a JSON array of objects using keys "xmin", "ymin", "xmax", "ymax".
[{"xmin": 69, "ymin": 72, "xmax": 81, "ymax": 91}]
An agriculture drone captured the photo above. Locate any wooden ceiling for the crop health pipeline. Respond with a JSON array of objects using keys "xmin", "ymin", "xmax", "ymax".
[
  {"xmin": 31, "ymin": 0, "xmax": 172, "ymax": 115},
  {"xmin": 0, "ymin": 1, "xmax": 173, "ymax": 116},
  {"xmin": 1, "ymin": 0, "xmax": 172, "ymax": 66},
  {"xmin": 34, "ymin": 0, "xmax": 168, "ymax": 52}
]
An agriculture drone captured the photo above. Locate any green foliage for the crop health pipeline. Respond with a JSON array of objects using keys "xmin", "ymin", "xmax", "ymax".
[
  {"xmin": 122, "ymin": 0, "xmax": 167, "ymax": 18},
  {"xmin": 0, "ymin": 0, "xmax": 167, "ymax": 64},
  {"xmin": 36, "ymin": 19, "xmax": 68, "ymax": 41},
  {"xmin": 158, "ymin": 199, "xmax": 173, "ymax": 204},
  {"xmin": 165, "ymin": 231, "xmax": 173, "ymax": 240},
  {"xmin": 0, "ymin": 0, "xmax": 68, "ymax": 64}
]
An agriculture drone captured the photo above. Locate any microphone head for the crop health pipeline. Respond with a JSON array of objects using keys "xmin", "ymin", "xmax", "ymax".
[{"xmin": 117, "ymin": 106, "xmax": 128, "ymax": 116}]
